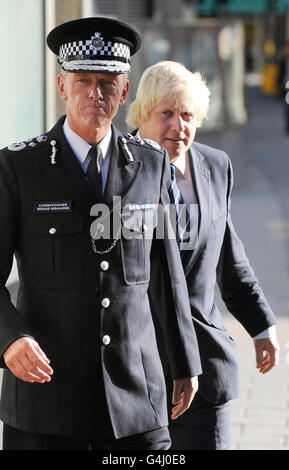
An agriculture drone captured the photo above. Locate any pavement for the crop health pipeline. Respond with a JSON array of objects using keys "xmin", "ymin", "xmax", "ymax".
[
  {"xmin": 224, "ymin": 316, "xmax": 289, "ymax": 450},
  {"xmin": 0, "ymin": 84, "xmax": 289, "ymax": 451}
]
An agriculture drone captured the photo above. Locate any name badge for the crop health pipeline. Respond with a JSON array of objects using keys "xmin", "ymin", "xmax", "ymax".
[{"xmin": 34, "ymin": 201, "xmax": 72, "ymax": 213}]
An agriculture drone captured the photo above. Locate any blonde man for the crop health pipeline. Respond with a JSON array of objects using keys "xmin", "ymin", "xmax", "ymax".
[{"xmin": 127, "ymin": 61, "xmax": 279, "ymax": 450}]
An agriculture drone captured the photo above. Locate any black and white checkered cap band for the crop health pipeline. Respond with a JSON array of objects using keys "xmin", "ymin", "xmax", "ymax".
[{"xmin": 59, "ymin": 39, "xmax": 131, "ymax": 73}]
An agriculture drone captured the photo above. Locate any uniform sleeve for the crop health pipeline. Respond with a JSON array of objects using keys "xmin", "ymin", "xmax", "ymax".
[
  {"xmin": 149, "ymin": 150, "xmax": 202, "ymax": 379},
  {"xmin": 0, "ymin": 151, "xmax": 33, "ymax": 367},
  {"xmin": 217, "ymin": 155, "xmax": 277, "ymax": 337}
]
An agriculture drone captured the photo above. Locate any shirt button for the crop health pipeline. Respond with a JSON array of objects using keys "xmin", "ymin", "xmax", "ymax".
[
  {"xmin": 49, "ymin": 228, "xmax": 56, "ymax": 235},
  {"xmin": 102, "ymin": 335, "xmax": 111, "ymax": 345},
  {"xmin": 101, "ymin": 298, "xmax": 110, "ymax": 308},
  {"xmin": 100, "ymin": 261, "xmax": 109, "ymax": 271}
]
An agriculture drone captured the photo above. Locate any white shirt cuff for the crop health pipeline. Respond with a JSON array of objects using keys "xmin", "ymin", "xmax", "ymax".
[{"xmin": 253, "ymin": 325, "xmax": 276, "ymax": 340}]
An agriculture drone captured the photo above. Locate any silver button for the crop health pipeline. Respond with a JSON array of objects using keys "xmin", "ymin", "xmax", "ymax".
[
  {"xmin": 101, "ymin": 298, "xmax": 110, "ymax": 308},
  {"xmin": 97, "ymin": 223, "xmax": 104, "ymax": 233},
  {"xmin": 100, "ymin": 261, "xmax": 109, "ymax": 271},
  {"xmin": 49, "ymin": 227, "xmax": 56, "ymax": 235},
  {"xmin": 102, "ymin": 335, "xmax": 111, "ymax": 345}
]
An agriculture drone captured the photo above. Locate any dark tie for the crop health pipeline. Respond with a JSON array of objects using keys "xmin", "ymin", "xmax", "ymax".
[
  {"xmin": 86, "ymin": 146, "xmax": 102, "ymax": 201},
  {"xmin": 168, "ymin": 164, "xmax": 191, "ymax": 261}
]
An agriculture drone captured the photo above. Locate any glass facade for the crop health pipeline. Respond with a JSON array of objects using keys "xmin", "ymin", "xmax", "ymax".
[{"xmin": 0, "ymin": 0, "xmax": 45, "ymax": 149}]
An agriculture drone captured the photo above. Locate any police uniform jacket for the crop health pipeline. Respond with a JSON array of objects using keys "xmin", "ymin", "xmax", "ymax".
[{"xmin": 0, "ymin": 116, "xmax": 202, "ymax": 439}]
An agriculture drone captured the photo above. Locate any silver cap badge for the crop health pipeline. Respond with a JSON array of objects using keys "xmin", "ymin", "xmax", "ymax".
[{"xmin": 90, "ymin": 32, "xmax": 104, "ymax": 51}]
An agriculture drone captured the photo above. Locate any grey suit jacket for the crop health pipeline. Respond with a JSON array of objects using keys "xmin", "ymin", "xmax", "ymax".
[
  {"xmin": 152, "ymin": 140, "xmax": 276, "ymax": 405},
  {"xmin": 0, "ymin": 117, "xmax": 202, "ymax": 439},
  {"xmin": 184, "ymin": 141, "xmax": 276, "ymax": 403}
]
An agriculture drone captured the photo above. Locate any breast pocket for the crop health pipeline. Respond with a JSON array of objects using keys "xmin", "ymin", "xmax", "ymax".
[
  {"xmin": 120, "ymin": 207, "xmax": 157, "ymax": 285},
  {"xmin": 23, "ymin": 213, "xmax": 84, "ymax": 289}
]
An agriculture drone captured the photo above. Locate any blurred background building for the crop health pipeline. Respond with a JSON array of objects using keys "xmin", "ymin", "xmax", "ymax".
[{"xmin": 1, "ymin": 0, "xmax": 289, "ymax": 149}]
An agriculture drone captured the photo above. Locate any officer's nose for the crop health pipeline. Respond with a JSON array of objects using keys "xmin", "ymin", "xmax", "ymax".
[{"xmin": 88, "ymin": 84, "xmax": 103, "ymax": 101}]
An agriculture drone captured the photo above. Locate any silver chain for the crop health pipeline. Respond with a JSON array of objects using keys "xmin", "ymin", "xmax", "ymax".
[{"xmin": 91, "ymin": 225, "xmax": 122, "ymax": 255}]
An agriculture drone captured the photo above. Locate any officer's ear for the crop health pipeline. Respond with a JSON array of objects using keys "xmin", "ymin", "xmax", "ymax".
[
  {"xmin": 119, "ymin": 78, "xmax": 130, "ymax": 107},
  {"xmin": 57, "ymin": 73, "xmax": 68, "ymax": 101}
]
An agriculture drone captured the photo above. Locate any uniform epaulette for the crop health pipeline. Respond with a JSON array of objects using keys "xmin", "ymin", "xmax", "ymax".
[
  {"xmin": 7, "ymin": 134, "xmax": 49, "ymax": 153},
  {"xmin": 119, "ymin": 132, "xmax": 163, "ymax": 164},
  {"xmin": 122, "ymin": 132, "xmax": 162, "ymax": 151},
  {"xmin": 122, "ymin": 132, "xmax": 144, "ymax": 145},
  {"xmin": 142, "ymin": 139, "xmax": 161, "ymax": 150}
]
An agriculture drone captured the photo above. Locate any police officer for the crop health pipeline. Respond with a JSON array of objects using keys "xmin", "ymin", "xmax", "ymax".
[{"xmin": 0, "ymin": 18, "xmax": 202, "ymax": 450}]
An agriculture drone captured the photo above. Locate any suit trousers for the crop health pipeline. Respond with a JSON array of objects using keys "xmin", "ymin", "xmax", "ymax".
[
  {"xmin": 3, "ymin": 424, "xmax": 171, "ymax": 450},
  {"xmin": 169, "ymin": 393, "xmax": 231, "ymax": 450}
]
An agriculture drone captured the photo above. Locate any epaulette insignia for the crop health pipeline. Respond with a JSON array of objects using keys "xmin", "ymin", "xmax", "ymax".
[
  {"xmin": 134, "ymin": 135, "xmax": 144, "ymax": 145},
  {"xmin": 123, "ymin": 132, "xmax": 135, "ymax": 141},
  {"xmin": 8, "ymin": 142, "xmax": 27, "ymax": 152},
  {"xmin": 7, "ymin": 133, "xmax": 48, "ymax": 152},
  {"xmin": 24, "ymin": 138, "xmax": 37, "ymax": 148},
  {"xmin": 143, "ymin": 139, "xmax": 161, "ymax": 150},
  {"xmin": 36, "ymin": 134, "xmax": 48, "ymax": 143},
  {"xmin": 123, "ymin": 132, "xmax": 146, "ymax": 145}
]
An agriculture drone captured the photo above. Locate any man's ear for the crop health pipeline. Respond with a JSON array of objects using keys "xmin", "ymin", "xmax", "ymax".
[
  {"xmin": 120, "ymin": 80, "xmax": 130, "ymax": 106},
  {"xmin": 57, "ymin": 74, "xmax": 68, "ymax": 101}
]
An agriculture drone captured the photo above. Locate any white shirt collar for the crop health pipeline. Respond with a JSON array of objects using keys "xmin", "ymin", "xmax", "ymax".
[
  {"xmin": 170, "ymin": 153, "xmax": 187, "ymax": 178},
  {"xmin": 63, "ymin": 117, "xmax": 112, "ymax": 163}
]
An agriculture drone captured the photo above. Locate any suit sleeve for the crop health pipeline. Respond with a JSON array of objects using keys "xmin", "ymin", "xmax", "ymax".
[
  {"xmin": 0, "ymin": 151, "xmax": 34, "ymax": 367},
  {"xmin": 217, "ymin": 155, "xmax": 277, "ymax": 337},
  {"xmin": 149, "ymin": 150, "xmax": 202, "ymax": 379}
]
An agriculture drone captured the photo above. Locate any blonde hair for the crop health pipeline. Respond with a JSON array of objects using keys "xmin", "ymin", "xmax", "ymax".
[{"xmin": 126, "ymin": 61, "xmax": 210, "ymax": 129}]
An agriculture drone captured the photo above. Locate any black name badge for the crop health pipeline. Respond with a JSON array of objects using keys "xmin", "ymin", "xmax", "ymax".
[{"xmin": 34, "ymin": 201, "xmax": 72, "ymax": 213}]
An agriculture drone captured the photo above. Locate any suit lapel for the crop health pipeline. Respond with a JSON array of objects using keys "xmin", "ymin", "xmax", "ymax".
[{"xmin": 183, "ymin": 145, "xmax": 211, "ymax": 275}]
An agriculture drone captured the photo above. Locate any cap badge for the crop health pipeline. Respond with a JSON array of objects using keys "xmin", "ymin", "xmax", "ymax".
[{"xmin": 90, "ymin": 32, "xmax": 104, "ymax": 51}]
